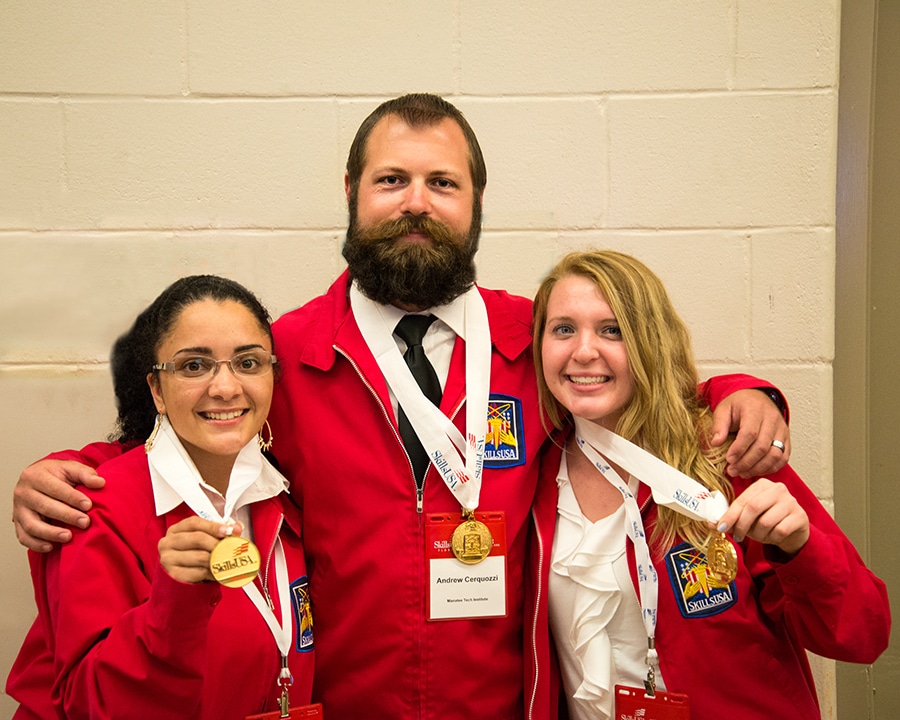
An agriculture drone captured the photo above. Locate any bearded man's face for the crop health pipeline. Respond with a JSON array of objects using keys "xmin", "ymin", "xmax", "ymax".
[{"xmin": 342, "ymin": 115, "xmax": 482, "ymax": 309}]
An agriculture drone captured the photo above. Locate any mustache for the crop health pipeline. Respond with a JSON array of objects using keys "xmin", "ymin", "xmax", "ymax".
[
  {"xmin": 353, "ymin": 215, "xmax": 461, "ymax": 246},
  {"xmin": 343, "ymin": 211, "xmax": 477, "ymax": 309}
]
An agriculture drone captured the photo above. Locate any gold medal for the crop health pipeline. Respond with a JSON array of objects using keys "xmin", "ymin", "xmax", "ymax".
[
  {"xmin": 707, "ymin": 532, "xmax": 738, "ymax": 587},
  {"xmin": 209, "ymin": 534, "xmax": 261, "ymax": 588},
  {"xmin": 451, "ymin": 513, "xmax": 493, "ymax": 565}
]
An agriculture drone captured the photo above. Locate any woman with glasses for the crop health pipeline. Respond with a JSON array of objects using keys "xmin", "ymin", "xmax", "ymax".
[{"xmin": 11, "ymin": 276, "xmax": 315, "ymax": 720}]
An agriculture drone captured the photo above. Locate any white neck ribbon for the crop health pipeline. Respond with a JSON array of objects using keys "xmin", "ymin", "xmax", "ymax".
[
  {"xmin": 350, "ymin": 283, "xmax": 491, "ymax": 511},
  {"xmin": 572, "ymin": 418, "xmax": 730, "ymax": 524}
]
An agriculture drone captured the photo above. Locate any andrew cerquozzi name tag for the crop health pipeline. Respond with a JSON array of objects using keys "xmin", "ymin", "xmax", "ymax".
[{"xmin": 426, "ymin": 511, "xmax": 507, "ymax": 621}]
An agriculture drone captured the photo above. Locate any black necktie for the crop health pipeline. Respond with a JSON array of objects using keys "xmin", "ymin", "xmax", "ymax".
[{"xmin": 395, "ymin": 314, "xmax": 442, "ymax": 483}]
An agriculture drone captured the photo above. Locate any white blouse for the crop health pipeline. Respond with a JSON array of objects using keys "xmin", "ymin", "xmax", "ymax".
[{"xmin": 548, "ymin": 451, "xmax": 666, "ymax": 720}]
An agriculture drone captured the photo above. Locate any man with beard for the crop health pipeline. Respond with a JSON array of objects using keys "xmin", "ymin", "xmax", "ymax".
[{"xmin": 11, "ymin": 94, "xmax": 790, "ymax": 719}]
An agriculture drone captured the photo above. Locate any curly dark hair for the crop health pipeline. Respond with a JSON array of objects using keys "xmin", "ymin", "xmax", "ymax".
[{"xmin": 110, "ymin": 275, "xmax": 274, "ymax": 444}]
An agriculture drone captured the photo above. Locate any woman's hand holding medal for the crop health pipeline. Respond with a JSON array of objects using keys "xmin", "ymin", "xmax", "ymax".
[
  {"xmin": 159, "ymin": 516, "xmax": 246, "ymax": 584},
  {"xmin": 715, "ymin": 478, "xmax": 811, "ymax": 557}
]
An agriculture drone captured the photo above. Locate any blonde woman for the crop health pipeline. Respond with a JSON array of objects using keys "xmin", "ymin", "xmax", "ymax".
[{"xmin": 526, "ymin": 251, "xmax": 889, "ymax": 720}]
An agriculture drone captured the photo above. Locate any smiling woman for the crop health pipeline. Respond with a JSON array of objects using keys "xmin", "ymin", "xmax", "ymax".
[
  {"xmin": 8, "ymin": 276, "xmax": 317, "ymax": 720},
  {"xmin": 527, "ymin": 250, "xmax": 890, "ymax": 720},
  {"xmin": 539, "ymin": 274, "xmax": 635, "ymax": 432},
  {"xmin": 147, "ymin": 298, "xmax": 276, "ymax": 493}
]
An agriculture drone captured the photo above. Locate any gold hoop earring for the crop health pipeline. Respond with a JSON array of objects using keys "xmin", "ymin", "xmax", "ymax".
[
  {"xmin": 258, "ymin": 419, "xmax": 274, "ymax": 452},
  {"xmin": 145, "ymin": 414, "xmax": 164, "ymax": 454}
]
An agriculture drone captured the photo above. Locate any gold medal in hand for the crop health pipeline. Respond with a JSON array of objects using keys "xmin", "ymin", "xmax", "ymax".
[
  {"xmin": 707, "ymin": 532, "xmax": 738, "ymax": 587},
  {"xmin": 209, "ymin": 534, "xmax": 261, "ymax": 588},
  {"xmin": 451, "ymin": 511, "xmax": 493, "ymax": 565}
]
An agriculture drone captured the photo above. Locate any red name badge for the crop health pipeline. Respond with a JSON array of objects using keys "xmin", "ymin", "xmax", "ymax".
[
  {"xmin": 426, "ymin": 511, "xmax": 508, "ymax": 621},
  {"xmin": 615, "ymin": 685, "xmax": 690, "ymax": 720},
  {"xmin": 246, "ymin": 702, "xmax": 323, "ymax": 720}
]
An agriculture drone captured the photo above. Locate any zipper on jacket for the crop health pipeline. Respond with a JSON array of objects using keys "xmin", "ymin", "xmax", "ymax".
[
  {"xmin": 335, "ymin": 346, "xmax": 424, "ymax": 513},
  {"xmin": 336, "ymin": 344, "xmax": 431, "ymax": 719},
  {"xmin": 413, "ymin": 395, "xmax": 467, "ymax": 514},
  {"xmin": 527, "ymin": 506, "xmax": 545, "ymax": 720},
  {"xmin": 261, "ymin": 514, "xmax": 285, "ymax": 612},
  {"xmin": 337, "ymin": 343, "xmax": 470, "ymax": 719}
]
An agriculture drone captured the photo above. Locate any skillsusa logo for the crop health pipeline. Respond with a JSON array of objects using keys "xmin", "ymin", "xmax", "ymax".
[
  {"xmin": 290, "ymin": 576, "xmax": 314, "ymax": 652},
  {"xmin": 665, "ymin": 543, "xmax": 737, "ymax": 619},
  {"xmin": 483, "ymin": 394, "xmax": 525, "ymax": 469}
]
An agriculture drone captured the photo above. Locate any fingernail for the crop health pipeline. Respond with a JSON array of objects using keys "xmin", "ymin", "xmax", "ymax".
[
  {"xmin": 76, "ymin": 517, "xmax": 89, "ymax": 529},
  {"xmin": 224, "ymin": 525, "xmax": 234, "ymax": 537},
  {"xmin": 78, "ymin": 500, "xmax": 91, "ymax": 511},
  {"xmin": 734, "ymin": 534, "xmax": 744, "ymax": 543},
  {"xmin": 716, "ymin": 522, "xmax": 728, "ymax": 533}
]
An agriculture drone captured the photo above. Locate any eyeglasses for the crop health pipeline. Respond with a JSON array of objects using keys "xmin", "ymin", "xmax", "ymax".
[{"xmin": 152, "ymin": 350, "xmax": 277, "ymax": 381}]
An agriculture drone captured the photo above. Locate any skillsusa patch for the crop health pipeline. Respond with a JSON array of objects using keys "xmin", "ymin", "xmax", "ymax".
[
  {"xmin": 483, "ymin": 394, "xmax": 525, "ymax": 469},
  {"xmin": 665, "ymin": 543, "xmax": 737, "ymax": 619},
  {"xmin": 290, "ymin": 576, "xmax": 314, "ymax": 652}
]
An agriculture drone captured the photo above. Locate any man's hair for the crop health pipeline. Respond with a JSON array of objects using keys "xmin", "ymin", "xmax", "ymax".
[
  {"xmin": 345, "ymin": 93, "xmax": 487, "ymax": 202},
  {"xmin": 532, "ymin": 250, "xmax": 734, "ymax": 553}
]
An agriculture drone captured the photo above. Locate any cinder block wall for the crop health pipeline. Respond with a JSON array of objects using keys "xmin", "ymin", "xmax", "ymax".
[{"xmin": 0, "ymin": 1, "xmax": 840, "ymax": 716}]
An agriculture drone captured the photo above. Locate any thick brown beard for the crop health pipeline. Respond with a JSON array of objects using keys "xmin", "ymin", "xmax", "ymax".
[{"xmin": 343, "ymin": 214, "xmax": 479, "ymax": 309}]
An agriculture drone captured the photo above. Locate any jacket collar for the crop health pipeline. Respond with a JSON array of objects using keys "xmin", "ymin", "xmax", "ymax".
[{"xmin": 298, "ymin": 269, "xmax": 534, "ymax": 373}]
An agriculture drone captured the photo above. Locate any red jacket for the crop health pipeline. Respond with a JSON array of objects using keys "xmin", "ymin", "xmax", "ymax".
[
  {"xmin": 8, "ymin": 446, "xmax": 314, "ymax": 720},
  {"xmin": 526, "ymin": 436, "xmax": 891, "ymax": 719},
  {"xmin": 268, "ymin": 272, "xmax": 547, "ymax": 720}
]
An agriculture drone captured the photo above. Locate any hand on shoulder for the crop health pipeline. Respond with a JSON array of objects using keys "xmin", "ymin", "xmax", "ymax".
[{"xmin": 12, "ymin": 459, "xmax": 105, "ymax": 552}]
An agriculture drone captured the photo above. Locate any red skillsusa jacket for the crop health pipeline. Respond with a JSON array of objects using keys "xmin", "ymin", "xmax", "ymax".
[
  {"xmin": 268, "ymin": 272, "xmax": 548, "ymax": 720},
  {"xmin": 8, "ymin": 447, "xmax": 314, "ymax": 720},
  {"xmin": 526, "ymin": 439, "xmax": 891, "ymax": 719}
]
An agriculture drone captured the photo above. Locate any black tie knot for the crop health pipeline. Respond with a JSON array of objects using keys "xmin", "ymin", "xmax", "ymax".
[{"xmin": 395, "ymin": 314, "xmax": 436, "ymax": 348}]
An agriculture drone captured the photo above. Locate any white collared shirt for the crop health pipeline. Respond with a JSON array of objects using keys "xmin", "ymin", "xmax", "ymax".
[
  {"xmin": 354, "ymin": 281, "xmax": 466, "ymax": 419},
  {"xmin": 148, "ymin": 415, "xmax": 289, "ymax": 543},
  {"xmin": 549, "ymin": 452, "xmax": 665, "ymax": 720}
]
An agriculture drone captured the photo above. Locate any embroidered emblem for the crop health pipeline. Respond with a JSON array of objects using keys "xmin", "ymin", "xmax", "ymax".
[
  {"xmin": 290, "ymin": 576, "xmax": 314, "ymax": 652},
  {"xmin": 483, "ymin": 394, "xmax": 526, "ymax": 468},
  {"xmin": 665, "ymin": 542, "xmax": 738, "ymax": 619}
]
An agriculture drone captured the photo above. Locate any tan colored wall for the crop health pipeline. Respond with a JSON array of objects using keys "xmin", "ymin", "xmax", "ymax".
[{"xmin": 0, "ymin": 1, "xmax": 840, "ymax": 716}]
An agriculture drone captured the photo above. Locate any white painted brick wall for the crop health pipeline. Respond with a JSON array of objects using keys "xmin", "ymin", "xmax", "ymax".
[{"xmin": 0, "ymin": 1, "xmax": 841, "ymax": 716}]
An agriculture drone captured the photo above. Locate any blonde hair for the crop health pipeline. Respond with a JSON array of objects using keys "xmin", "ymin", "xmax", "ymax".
[{"xmin": 532, "ymin": 250, "xmax": 733, "ymax": 552}]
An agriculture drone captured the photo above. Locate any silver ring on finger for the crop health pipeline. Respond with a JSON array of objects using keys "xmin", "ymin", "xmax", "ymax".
[{"xmin": 771, "ymin": 439, "xmax": 785, "ymax": 452}]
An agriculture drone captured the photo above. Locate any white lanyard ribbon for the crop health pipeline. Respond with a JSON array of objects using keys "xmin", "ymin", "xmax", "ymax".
[
  {"xmin": 573, "ymin": 418, "xmax": 730, "ymax": 524},
  {"xmin": 572, "ymin": 421, "xmax": 659, "ymax": 646},
  {"xmin": 350, "ymin": 283, "xmax": 491, "ymax": 511},
  {"xmin": 243, "ymin": 538, "xmax": 293, "ymax": 662},
  {"xmin": 573, "ymin": 417, "xmax": 730, "ymax": 686},
  {"xmin": 147, "ymin": 416, "xmax": 293, "ymax": 663}
]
